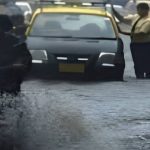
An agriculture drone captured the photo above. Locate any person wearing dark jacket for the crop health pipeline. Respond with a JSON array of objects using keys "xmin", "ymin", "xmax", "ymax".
[
  {"xmin": 0, "ymin": 14, "xmax": 32, "ymax": 96},
  {"xmin": 112, "ymin": 2, "xmax": 150, "ymax": 79}
]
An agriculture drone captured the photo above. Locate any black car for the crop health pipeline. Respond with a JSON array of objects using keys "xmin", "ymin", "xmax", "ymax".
[{"xmin": 26, "ymin": 5, "xmax": 125, "ymax": 80}]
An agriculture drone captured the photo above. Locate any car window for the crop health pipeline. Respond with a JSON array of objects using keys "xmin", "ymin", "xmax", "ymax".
[{"xmin": 29, "ymin": 13, "xmax": 116, "ymax": 39}]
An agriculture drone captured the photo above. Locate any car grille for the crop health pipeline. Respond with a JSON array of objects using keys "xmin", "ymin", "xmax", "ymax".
[{"xmin": 56, "ymin": 55, "xmax": 90, "ymax": 63}]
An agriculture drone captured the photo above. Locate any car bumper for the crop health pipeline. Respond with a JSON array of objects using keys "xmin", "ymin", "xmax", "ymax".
[{"xmin": 31, "ymin": 60, "xmax": 124, "ymax": 78}]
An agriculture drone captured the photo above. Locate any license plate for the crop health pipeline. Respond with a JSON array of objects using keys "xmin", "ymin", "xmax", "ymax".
[{"xmin": 59, "ymin": 63, "xmax": 85, "ymax": 73}]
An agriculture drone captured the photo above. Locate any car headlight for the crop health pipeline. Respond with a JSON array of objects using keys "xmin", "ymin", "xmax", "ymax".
[
  {"xmin": 30, "ymin": 50, "xmax": 48, "ymax": 63},
  {"xmin": 99, "ymin": 52, "xmax": 115, "ymax": 58},
  {"xmin": 99, "ymin": 52, "xmax": 116, "ymax": 67}
]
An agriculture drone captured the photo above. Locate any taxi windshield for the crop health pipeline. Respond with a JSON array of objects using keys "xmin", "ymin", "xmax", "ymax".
[{"xmin": 30, "ymin": 13, "xmax": 116, "ymax": 39}]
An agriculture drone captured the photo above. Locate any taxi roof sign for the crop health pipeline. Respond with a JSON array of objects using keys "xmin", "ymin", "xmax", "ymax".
[
  {"xmin": 39, "ymin": 0, "xmax": 109, "ymax": 4},
  {"xmin": 38, "ymin": 0, "xmax": 110, "ymax": 8},
  {"xmin": 37, "ymin": 0, "xmax": 111, "ymax": 12}
]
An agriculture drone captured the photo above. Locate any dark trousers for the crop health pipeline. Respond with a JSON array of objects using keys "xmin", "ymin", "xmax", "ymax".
[
  {"xmin": 130, "ymin": 42, "xmax": 150, "ymax": 77},
  {"xmin": 0, "ymin": 69, "xmax": 23, "ymax": 96}
]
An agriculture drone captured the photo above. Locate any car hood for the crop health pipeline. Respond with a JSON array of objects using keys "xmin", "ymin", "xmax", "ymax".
[{"xmin": 27, "ymin": 37, "xmax": 118, "ymax": 55}]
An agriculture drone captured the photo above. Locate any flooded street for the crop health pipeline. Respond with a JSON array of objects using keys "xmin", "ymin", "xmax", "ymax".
[{"xmin": 1, "ymin": 35, "xmax": 150, "ymax": 150}]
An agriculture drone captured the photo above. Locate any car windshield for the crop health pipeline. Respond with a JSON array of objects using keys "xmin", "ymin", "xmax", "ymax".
[{"xmin": 29, "ymin": 13, "xmax": 116, "ymax": 39}]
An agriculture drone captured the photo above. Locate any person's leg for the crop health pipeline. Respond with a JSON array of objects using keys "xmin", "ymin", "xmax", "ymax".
[
  {"xmin": 4, "ymin": 80, "xmax": 21, "ymax": 96},
  {"xmin": 142, "ymin": 43, "xmax": 150, "ymax": 78},
  {"xmin": 7, "ymin": 69, "xmax": 23, "ymax": 96},
  {"xmin": 1, "ymin": 76, "xmax": 22, "ymax": 97},
  {"xmin": 130, "ymin": 43, "xmax": 144, "ymax": 78},
  {"xmin": 10, "ymin": 83, "xmax": 21, "ymax": 96}
]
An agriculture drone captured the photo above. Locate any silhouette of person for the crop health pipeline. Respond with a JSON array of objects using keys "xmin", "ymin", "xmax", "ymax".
[
  {"xmin": 112, "ymin": 2, "xmax": 150, "ymax": 78},
  {"xmin": 0, "ymin": 14, "xmax": 32, "ymax": 96}
]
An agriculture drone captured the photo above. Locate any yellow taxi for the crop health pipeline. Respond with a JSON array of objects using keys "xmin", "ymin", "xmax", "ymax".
[{"xmin": 26, "ymin": 1, "xmax": 125, "ymax": 80}]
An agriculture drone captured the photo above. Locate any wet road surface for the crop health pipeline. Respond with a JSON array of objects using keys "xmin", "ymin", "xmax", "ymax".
[{"xmin": 1, "ymin": 35, "xmax": 150, "ymax": 150}]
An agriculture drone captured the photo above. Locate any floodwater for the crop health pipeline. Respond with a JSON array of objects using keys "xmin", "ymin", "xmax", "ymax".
[{"xmin": 1, "ymin": 35, "xmax": 150, "ymax": 150}]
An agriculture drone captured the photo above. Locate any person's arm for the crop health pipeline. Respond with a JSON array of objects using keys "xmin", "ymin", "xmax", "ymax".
[{"xmin": 112, "ymin": 5, "xmax": 132, "ymax": 24}]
